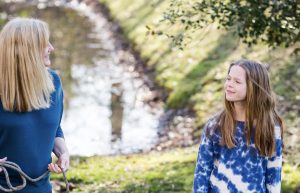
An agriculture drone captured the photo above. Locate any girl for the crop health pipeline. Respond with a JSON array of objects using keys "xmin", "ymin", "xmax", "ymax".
[
  {"xmin": 193, "ymin": 60, "xmax": 283, "ymax": 193},
  {"xmin": 0, "ymin": 18, "xmax": 69, "ymax": 193}
]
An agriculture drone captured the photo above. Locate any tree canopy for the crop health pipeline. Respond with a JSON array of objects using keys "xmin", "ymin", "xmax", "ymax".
[{"xmin": 155, "ymin": 0, "xmax": 300, "ymax": 48}]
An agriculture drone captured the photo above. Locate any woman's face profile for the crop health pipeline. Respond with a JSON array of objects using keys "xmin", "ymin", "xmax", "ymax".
[
  {"xmin": 44, "ymin": 42, "xmax": 54, "ymax": 66},
  {"xmin": 224, "ymin": 65, "xmax": 247, "ymax": 102}
]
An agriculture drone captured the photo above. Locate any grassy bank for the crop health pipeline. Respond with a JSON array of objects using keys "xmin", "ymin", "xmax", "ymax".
[
  {"xmin": 52, "ymin": 146, "xmax": 300, "ymax": 193},
  {"xmin": 97, "ymin": 0, "xmax": 300, "ymax": 163},
  {"xmin": 88, "ymin": 0, "xmax": 300, "ymax": 192}
]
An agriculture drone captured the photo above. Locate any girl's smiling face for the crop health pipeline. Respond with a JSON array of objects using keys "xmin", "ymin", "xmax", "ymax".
[{"xmin": 224, "ymin": 65, "xmax": 247, "ymax": 102}]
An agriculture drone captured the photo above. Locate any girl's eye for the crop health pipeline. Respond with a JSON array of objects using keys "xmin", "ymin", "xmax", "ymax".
[{"xmin": 236, "ymin": 81, "xmax": 241, "ymax": 84}]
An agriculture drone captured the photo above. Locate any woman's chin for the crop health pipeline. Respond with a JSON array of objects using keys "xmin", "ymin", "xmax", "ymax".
[{"xmin": 44, "ymin": 61, "xmax": 51, "ymax": 67}]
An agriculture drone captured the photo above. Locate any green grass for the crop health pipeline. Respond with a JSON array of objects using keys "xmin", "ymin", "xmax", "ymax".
[
  {"xmin": 51, "ymin": 146, "xmax": 300, "ymax": 193},
  {"xmin": 52, "ymin": 147, "xmax": 197, "ymax": 193},
  {"xmin": 98, "ymin": 0, "xmax": 300, "ymax": 163},
  {"xmin": 282, "ymin": 165, "xmax": 300, "ymax": 193}
]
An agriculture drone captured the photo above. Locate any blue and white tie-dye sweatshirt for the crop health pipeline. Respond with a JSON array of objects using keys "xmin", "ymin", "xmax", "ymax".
[{"xmin": 193, "ymin": 117, "xmax": 282, "ymax": 193}]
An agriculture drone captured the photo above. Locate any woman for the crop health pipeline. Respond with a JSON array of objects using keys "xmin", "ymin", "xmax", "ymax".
[
  {"xmin": 193, "ymin": 60, "xmax": 283, "ymax": 193},
  {"xmin": 0, "ymin": 18, "xmax": 69, "ymax": 193}
]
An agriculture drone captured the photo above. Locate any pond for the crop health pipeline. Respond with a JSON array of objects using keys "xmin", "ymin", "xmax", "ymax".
[{"xmin": 0, "ymin": 0, "xmax": 162, "ymax": 156}]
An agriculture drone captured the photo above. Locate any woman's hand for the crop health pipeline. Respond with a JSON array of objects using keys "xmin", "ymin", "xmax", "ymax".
[
  {"xmin": 0, "ymin": 157, "xmax": 7, "ymax": 172},
  {"xmin": 48, "ymin": 153, "xmax": 69, "ymax": 173}
]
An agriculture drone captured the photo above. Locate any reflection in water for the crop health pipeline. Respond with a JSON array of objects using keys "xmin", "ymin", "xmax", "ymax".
[
  {"xmin": 0, "ymin": 1, "xmax": 162, "ymax": 156},
  {"xmin": 110, "ymin": 82, "xmax": 123, "ymax": 143}
]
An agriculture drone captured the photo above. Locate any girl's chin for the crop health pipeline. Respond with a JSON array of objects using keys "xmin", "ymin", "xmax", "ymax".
[
  {"xmin": 225, "ymin": 99, "xmax": 246, "ymax": 104},
  {"xmin": 225, "ymin": 96, "xmax": 236, "ymax": 101},
  {"xmin": 225, "ymin": 97, "xmax": 239, "ymax": 102}
]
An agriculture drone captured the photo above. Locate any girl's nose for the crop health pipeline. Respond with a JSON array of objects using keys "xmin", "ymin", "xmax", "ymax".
[{"xmin": 226, "ymin": 80, "xmax": 234, "ymax": 88}]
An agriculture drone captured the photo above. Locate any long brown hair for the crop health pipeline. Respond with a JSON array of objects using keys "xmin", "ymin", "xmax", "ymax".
[
  {"xmin": 0, "ymin": 18, "xmax": 54, "ymax": 112},
  {"xmin": 216, "ymin": 59, "xmax": 283, "ymax": 157}
]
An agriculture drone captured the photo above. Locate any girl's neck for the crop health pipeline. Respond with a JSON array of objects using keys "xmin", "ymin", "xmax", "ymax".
[{"xmin": 234, "ymin": 101, "xmax": 246, "ymax": 122}]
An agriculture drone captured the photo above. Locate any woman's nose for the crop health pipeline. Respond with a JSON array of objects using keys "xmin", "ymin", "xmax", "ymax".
[{"xmin": 48, "ymin": 43, "xmax": 54, "ymax": 52}]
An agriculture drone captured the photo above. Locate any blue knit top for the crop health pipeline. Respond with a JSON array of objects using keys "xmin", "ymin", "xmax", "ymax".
[
  {"xmin": 0, "ymin": 69, "xmax": 64, "ymax": 193},
  {"xmin": 193, "ymin": 117, "xmax": 282, "ymax": 193}
]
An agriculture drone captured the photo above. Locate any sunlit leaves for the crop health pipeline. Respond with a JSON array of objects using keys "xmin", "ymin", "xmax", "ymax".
[{"xmin": 155, "ymin": 0, "xmax": 299, "ymax": 48}]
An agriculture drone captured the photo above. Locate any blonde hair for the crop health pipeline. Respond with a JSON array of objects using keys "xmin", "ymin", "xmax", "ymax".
[
  {"xmin": 0, "ymin": 18, "xmax": 54, "ymax": 112},
  {"xmin": 215, "ymin": 60, "xmax": 283, "ymax": 157}
]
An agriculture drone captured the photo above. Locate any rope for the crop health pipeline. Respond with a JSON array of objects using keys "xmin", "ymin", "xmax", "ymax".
[{"xmin": 0, "ymin": 161, "xmax": 69, "ymax": 192}]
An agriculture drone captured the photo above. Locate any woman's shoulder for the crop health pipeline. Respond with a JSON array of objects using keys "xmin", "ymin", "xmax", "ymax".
[
  {"xmin": 48, "ymin": 68, "xmax": 60, "ymax": 80},
  {"xmin": 48, "ymin": 68, "xmax": 62, "ymax": 88}
]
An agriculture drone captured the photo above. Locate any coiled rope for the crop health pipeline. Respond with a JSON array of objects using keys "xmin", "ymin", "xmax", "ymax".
[{"xmin": 0, "ymin": 161, "xmax": 69, "ymax": 192}]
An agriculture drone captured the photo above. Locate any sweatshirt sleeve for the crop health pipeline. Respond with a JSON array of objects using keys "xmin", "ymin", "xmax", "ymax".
[
  {"xmin": 265, "ymin": 126, "xmax": 282, "ymax": 193},
  {"xmin": 49, "ymin": 68, "xmax": 65, "ymax": 139},
  {"xmin": 193, "ymin": 119, "xmax": 215, "ymax": 193},
  {"xmin": 55, "ymin": 79, "xmax": 64, "ymax": 138}
]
